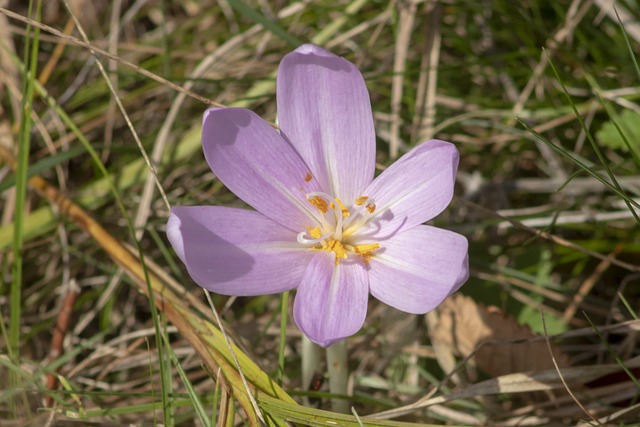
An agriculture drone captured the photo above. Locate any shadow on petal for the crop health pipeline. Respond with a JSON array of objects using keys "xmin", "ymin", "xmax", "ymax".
[
  {"xmin": 168, "ymin": 206, "xmax": 310, "ymax": 296},
  {"xmin": 174, "ymin": 213, "xmax": 256, "ymax": 286},
  {"xmin": 206, "ymin": 108, "xmax": 251, "ymax": 147}
]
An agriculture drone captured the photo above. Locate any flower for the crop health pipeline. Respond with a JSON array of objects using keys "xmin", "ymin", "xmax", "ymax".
[{"xmin": 167, "ymin": 44, "xmax": 469, "ymax": 347}]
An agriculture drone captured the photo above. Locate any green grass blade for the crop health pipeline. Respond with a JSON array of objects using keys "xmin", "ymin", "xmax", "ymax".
[
  {"xmin": 543, "ymin": 49, "xmax": 640, "ymax": 224},
  {"xmin": 161, "ymin": 331, "xmax": 211, "ymax": 427},
  {"xmin": 516, "ymin": 118, "xmax": 640, "ymax": 210},
  {"xmin": 8, "ymin": 1, "xmax": 41, "ymax": 418},
  {"xmin": 11, "ymin": 0, "xmax": 40, "ymax": 363},
  {"xmin": 614, "ymin": 6, "xmax": 640, "ymax": 82},
  {"xmin": 0, "ymin": 145, "xmax": 85, "ymax": 193},
  {"xmin": 226, "ymin": 0, "xmax": 303, "ymax": 47},
  {"xmin": 585, "ymin": 74, "xmax": 640, "ymax": 166}
]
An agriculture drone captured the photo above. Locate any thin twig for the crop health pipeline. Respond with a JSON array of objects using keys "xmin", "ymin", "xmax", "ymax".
[{"xmin": 541, "ymin": 309, "xmax": 603, "ymax": 427}]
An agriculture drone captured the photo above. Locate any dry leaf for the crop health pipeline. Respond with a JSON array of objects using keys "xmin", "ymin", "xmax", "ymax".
[{"xmin": 430, "ymin": 294, "xmax": 570, "ymax": 378}]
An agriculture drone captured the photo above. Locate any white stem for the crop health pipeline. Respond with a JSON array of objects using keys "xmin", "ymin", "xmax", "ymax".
[
  {"xmin": 326, "ymin": 340, "xmax": 349, "ymax": 413},
  {"xmin": 301, "ymin": 336, "xmax": 322, "ymax": 406}
]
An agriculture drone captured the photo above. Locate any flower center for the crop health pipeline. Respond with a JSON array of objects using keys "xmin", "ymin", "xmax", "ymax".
[{"xmin": 297, "ymin": 191, "xmax": 381, "ymax": 265}]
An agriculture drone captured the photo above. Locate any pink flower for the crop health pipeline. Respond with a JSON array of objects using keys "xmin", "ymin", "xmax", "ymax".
[{"xmin": 167, "ymin": 44, "xmax": 468, "ymax": 347}]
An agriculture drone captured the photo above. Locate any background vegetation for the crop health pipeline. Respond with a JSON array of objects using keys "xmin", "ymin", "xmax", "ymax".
[{"xmin": 0, "ymin": 0, "xmax": 638, "ymax": 425}]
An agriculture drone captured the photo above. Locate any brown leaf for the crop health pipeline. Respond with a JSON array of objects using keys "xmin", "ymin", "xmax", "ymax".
[{"xmin": 430, "ymin": 294, "xmax": 570, "ymax": 377}]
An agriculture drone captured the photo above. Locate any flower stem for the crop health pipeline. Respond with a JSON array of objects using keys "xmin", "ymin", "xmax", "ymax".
[
  {"xmin": 326, "ymin": 340, "xmax": 349, "ymax": 413},
  {"xmin": 301, "ymin": 336, "xmax": 322, "ymax": 406},
  {"xmin": 277, "ymin": 291, "xmax": 289, "ymax": 386}
]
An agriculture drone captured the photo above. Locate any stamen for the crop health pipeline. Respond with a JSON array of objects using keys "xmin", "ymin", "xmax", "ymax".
[
  {"xmin": 307, "ymin": 226, "xmax": 322, "ymax": 239},
  {"xmin": 297, "ymin": 227, "xmax": 332, "ymax": 245},
  {"xmin": 324, "ymin": 238, "xmax": 348, "ymax": 263},
  {"xmin": 334, "ymin": 198, "xmax": 350, "ymax": 217},
  {"xmin": 301, "ymin": 192, "xmax": 381, "ymax": 265},
  {"xmin": 355, "ymin": 196, "xmax": 368, "ymax": 205},
  {"xmin": 354, "ymin": 242, "xmax": 380, "ymax": 264},
  {"xmin": 355, "ymin": 243, "xmax": 380, "ymax": 253},
  {"xmin": 307, "ymin": 195, "xmax": 329, "ymax": 213}
]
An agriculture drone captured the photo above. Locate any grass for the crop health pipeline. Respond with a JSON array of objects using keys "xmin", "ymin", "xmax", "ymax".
[{"xmin": 0, "ymin": 0, "xmax": 639, "ymax": 426}]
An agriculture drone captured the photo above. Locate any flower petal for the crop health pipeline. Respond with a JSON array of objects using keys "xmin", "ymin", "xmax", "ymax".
[
  {"xmin": 369, "ymin": 225, "xmax": 468, "ymax": 314},
  {"xmin": 362, "ymin": 140, "xmax": 459, "ymax": 238},
  {"xmin": 277, "ymin": 44, "xmax": 376, "ymax": 203},
  {"xmin": 202, "ymin": 107, "xmax": 323, "ymax": 231},
  {"xmin": 167, "ymin": 206, "xmax": 313, "ymax": 295},
  {"xmin": 293, "ymin": 252, "xmax": 369, "ymax": 347}
]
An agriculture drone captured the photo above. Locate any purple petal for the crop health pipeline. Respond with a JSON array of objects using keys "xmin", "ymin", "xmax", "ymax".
[
  {"xmin": 277, "ymin": 44, "xmax": 376, "ymax": 204},
  {"xmin": 369, "ymin": 225, "xmax": 468, "ymax": 314},
  {"xmin": 202, "ymin": 107, "xmax": 323, "ymax": 232},
  {"xmin": 361, "ymin": 140, "xmax": 459, "ymax": 238},
  {"xmin": 293, "ymin": 252, "xmax": 369, "ymax": 347},
  {"xmin": 167, "ymin": 206, "xmax": 313, "ymax": 295}
]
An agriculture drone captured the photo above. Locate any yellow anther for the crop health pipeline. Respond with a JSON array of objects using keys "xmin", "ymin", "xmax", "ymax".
[
  {"xmin": 304, "ymin": 172, "xmax": 313, "ymax": 182},
  {"xmin": 329, "ymin": 202, "xmax": 336, "ymax": 209},
  {"xmin": 366, "ymin": 203, "xmax": 376, "ymax": 214},
  {"xmin": 314, "ymin": 238, "xmax": 348, "ymax": 264},
  {"xmin": 354, "ymin": 243, "xmax": 380, "ymax": 265},
  {"xmin": 354, "ymin": 243, "xmax": 380, "ymax": 253},
  {"xmin": 355, "ymin": 196, "xmax": 368, "ymax": 205},
  {"xmin": 334, "ymin": 198, "xmax": 350, "ymax": 217},
  {"xmin": 307, "ymin": 226, "xmax": 322, "ymax": 239},
  {"xmin": 308, "ymin": 195, "xmax": 329, "ymax": 213}
]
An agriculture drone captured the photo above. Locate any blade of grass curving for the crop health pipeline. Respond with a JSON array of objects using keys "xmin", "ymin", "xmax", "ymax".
[
  {"xmin": 543, "ymin": 49, "xmax": 640, "ymax": 223},
  {"xmin": 615, "ymin": 6, "xmax": 640, "ymax": 81},
  {"xmin": 277, "ymin": 291, "xmax": 289, "ymax": 387},
  {"xmin": 516, "ymin": 119, "xmax": 640, "ymax": 210},
  {"xmin": 585, "ymin": 74, "xmax": 640, "ymax": 165},
  {"xmin": 225, "ymin": 0, "xmax": 302, "ymax": 47}
]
